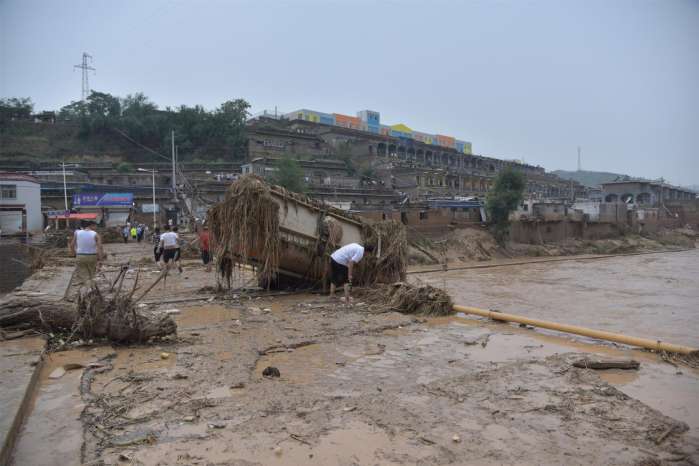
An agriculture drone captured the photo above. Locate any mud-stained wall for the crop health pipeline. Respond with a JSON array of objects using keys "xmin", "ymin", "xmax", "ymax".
[{"xmin": 510, "ymin": 220, "xmax": 624, "ymax": 244}]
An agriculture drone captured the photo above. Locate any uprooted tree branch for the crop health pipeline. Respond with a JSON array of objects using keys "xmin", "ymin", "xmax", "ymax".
[{"xmin": 0, "ymin": 270, "xmax": 176, "ymax": 344}]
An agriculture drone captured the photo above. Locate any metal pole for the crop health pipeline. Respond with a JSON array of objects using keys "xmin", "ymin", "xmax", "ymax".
[
  {"xmin": 453, "ymin": 304, "xmax": 697, "ymax": 355},
  {"xmin": 62, "ymin": 162, "xmax": 68, "ymax": 211},
  {"xmin": 152, "ymin": 169, "xmax": 156, "ymax": 229},
  {"xmin": 171, "ymin": 130, "xmax": 176, "ymax": 193}
]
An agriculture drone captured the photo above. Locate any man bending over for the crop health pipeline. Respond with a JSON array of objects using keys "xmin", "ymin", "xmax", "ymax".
[{"xmin": 329, "ymin": 242, "xmax": 373, "ymax": 305}]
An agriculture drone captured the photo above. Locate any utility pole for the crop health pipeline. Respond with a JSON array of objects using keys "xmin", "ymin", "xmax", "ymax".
[
  {"xmin": 73, "ymin": 52, "xmax": 96, "ymax": 101},
  {"xmin": 61, "ymin": 162, "xmax": 69, "ymax": 212},
  {"xmin": 171, "ymin": 130, "xmax": 176, "ymax": 193},
  {"xmin": 577, "ymin": 146, "xmax": 582, "ymax": 172}
]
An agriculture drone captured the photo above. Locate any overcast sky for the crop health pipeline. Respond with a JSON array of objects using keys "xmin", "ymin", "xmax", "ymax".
[{"xmin": 1, "ymin": 0, "xmax": 697, "ymax": 185}]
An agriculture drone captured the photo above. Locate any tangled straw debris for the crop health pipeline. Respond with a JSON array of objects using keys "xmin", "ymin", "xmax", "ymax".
[
  {"xmin": 357, "ymin": 220, "xmax": 408, "ymax": 286},
  {"xmin": 208, "ymin": 175, "xmax": 280, "ymax": 288},
  {"xmin": 208, "ymin": 175, "xmax": 408, "ymax": 290},
  {"xmin": 362, "ymin": 282, "xmax": 454, "ymax": 316}
]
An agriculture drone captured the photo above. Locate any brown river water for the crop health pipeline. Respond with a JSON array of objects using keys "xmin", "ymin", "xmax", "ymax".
[{"xmin": 420, "ymin": 249, "xmax": 699, "ymax": 348}]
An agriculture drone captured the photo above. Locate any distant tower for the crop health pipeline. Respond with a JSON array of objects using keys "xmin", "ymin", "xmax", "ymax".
[
  {"xmin": 577, "ymin": 146, "xmax": 582, "ymax": 171},
  {"xmin": 74, "ymin": 53, "xmax": 96, "ymax": 101}
]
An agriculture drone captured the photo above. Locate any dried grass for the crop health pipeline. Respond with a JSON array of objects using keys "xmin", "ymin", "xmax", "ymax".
[
  {"xmin": 362, "ymin": 282, "xmax": 454, "ymax": 316},
  {"xmin": 356, "ymin": 220, "xmax": 407, "ymax": 285},
  {"xmin": 208, "ymin": 175, "xmax": 408, "ymax": 290},
  {"xmin": 208, "ymin": 175, "xmax": 281, "ymax": 288}
]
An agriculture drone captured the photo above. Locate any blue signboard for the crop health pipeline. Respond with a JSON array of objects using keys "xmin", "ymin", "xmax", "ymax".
[{"xmin": 72, "ymin": 192, "xmax": 133, "ymax": 207}]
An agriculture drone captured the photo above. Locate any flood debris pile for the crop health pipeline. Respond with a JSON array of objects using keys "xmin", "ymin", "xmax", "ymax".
[
  {"xmin": 208, "ymin": 175, "xmax": 280, "ymax": 288},
  {"xmin": 208, "ymin": 175, "xmax": 408, "ymax": 289},
  {"xmin": 362, "ymin": 282, "xmax": 454, "ymax": 316},
  {"xmin": 0, "ymin": 278, "xmax": 176, "ymax": 344},
  {"xmin": 356, "ymin": 220, "xmax": 408, "ymax": 285}
]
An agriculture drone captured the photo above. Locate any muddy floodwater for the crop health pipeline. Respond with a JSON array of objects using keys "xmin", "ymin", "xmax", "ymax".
[{"xmin": 420, "ymin": 249, "xmax": 699, "ymax": 348}]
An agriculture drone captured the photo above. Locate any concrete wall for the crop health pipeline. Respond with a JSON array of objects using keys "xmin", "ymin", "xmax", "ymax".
[{"xmin": 0, "ymin": 179, "xmax": 42, "ymax": 233}]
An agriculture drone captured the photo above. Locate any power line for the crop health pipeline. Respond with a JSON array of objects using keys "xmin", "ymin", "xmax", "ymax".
[{"xmin": 73, "ymin": 52, "xmax": 96, "ymax": 101}]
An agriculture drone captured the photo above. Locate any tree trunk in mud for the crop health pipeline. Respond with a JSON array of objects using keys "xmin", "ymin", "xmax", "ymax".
[{"xmin": 0, "ymin": 293, "xmax": 176, "ymax": 343}]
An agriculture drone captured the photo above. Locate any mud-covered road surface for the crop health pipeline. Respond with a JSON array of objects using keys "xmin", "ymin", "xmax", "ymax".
[
  {"xmin": 10, "ymin": 242, "xmax": 699, "ymax": 465},
  {"xmin": 70, "ymin": 293, "xmax": 698, "ymax": 465}
]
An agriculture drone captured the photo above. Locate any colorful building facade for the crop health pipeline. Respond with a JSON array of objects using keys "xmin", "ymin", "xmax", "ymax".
[{"xmin": 283, "ymin": 109, "xmax": 472, "ymax": 155}]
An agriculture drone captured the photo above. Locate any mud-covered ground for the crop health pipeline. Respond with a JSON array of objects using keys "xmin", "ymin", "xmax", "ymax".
[
  {"xmin": 9, "ymin": 241, "xmax": 699, "ymax": 465},
  {"xmin": 68, "ymin": 293, "xmax": 697, "ymax": 466}
]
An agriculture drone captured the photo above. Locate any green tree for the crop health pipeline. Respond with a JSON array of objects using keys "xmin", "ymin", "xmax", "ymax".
[
  {"xmin": 120, "ymin": 93, "xmax": 162, "ymax": 145},
  {"xmin": 85, "ymin": 91, "xmax": 121, "ymax": 132},
  {"xmin": 272, "ymin": 158, "xmax": 306, "ymax": 193},
  {"xmin": 116, "ymin": 161, "xmax": 134, "ymax": 173},
  {"xmin": 0, "ymin": 97, "xmax": 34, "ymax": 122},
  {"xmin": 485, "ymin": 167, "xmax": 526, "ymax": 244}
]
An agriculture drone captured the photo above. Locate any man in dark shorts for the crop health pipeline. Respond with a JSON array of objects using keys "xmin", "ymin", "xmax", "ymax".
[
  {"xmin": 329, "ymin": 242, "xmax": 373, "ymax": 305},
  {"xmin": 158, "ymin": 225, "xmax": 178, "ymax": 271}
]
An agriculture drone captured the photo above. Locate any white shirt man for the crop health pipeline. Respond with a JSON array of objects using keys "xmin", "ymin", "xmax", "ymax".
[
  {"xmin": 158, "ymin": 227, "xmax": 179, "ymax": 269},
  {"xmin": 329, "ymin": 242, "xmax": 373, "ymax": 304},
  {"xmin": 70, "ymin": 221, "xmax": 103, "ymax": 286}
]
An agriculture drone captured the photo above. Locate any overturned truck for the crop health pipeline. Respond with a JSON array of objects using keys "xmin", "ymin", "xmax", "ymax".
[{"xmin": 208, "ymin": 175, "xmax": 407, "ymax": 289}]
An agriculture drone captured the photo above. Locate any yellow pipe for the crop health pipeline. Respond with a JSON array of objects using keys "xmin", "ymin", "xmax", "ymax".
[{"xmin": 453, "ymin": 304, "xmax": 698, "ymax": 355}]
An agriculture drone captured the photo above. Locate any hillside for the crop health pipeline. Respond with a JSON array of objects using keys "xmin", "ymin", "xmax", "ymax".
[
  {"xmin": 0, "ymin": 121, "xmax": 156, "ymax": 165},
  {"xmin": 552, "ymin": 169, "xmax": 628, "ymax": 188}
]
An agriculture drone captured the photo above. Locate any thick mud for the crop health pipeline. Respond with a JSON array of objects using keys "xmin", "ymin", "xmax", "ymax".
[
  {"xmin": 74, "ymin": 295, "xmax": 698, "ymax": 465},
  {"xmin": 9, "ymin": 242, "xmax": 699, "ymax": 465}
]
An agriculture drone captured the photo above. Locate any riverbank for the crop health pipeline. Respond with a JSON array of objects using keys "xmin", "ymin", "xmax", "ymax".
[{"xmin": 408, "ymin": 226, "xmax": 696, "ymax": 266}]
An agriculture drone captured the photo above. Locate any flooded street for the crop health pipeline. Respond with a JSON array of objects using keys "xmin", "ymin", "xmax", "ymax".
[
  {"xmin": 5, "ymin": 244, "xmax": 699, "ymax": 465},
  {"xmin": 420, "ymin": 250, "xmax": 699, "ymax": 348}
]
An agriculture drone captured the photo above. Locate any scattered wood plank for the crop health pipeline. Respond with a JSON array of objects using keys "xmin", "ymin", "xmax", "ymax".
[{"xmin": 572, "ymin": 359, "xmax": 640, "ymax": 370}]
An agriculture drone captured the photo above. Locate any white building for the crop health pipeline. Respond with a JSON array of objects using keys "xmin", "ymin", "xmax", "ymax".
[{"xmin": 0, "ymin": 173, "xmax": 42, "ymax": 234}]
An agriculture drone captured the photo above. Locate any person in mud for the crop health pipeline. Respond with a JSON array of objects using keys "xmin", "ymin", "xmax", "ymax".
[
  {"xmin": 151, "ymin": 227, "xmax": 162, "ymax": 263},
  {"xmin": 69, "ymin": 220, "xmax": 104, "ymax": 286},
  {"xmin": 329, "ymin": 242, "xmax": 373, "ymax": 305},
  {"xmin": 172, "ymin": 226, "xmax": 183, "ymax": 273},
  {"xmin": 191, "ymin": 224, "xmax": 212, "ymax": 272},
  {"xmin": 158, "ymin": 224, "xmax": 178, "ymax": 271},
  {"xmin": 122, "ymin": 224, "xmax": 130, "ymax": 243}
]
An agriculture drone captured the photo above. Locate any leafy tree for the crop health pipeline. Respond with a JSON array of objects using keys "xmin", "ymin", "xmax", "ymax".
[
  {"xmin": 215, "ymin": 99, "xmax": 250, "ymax": 158},
  {"xmin": 120, "ymin": 93, "xmax": 162, "ymax": 145},
  {"xmin": 0, "ymin": 97, "xmax": 34, "ymax": 121},
  {"xmin": 486, "ymin": 167, "xmax": 526, "ymax": 244},
  {"xmin": 116, "ymin": 161, "xmax": 134, "ymax": 173},
  {"xmin": 272, "ymin": 158, "xmax": 306, "ymax": 193},
  {"xmin": 85, "ymin": 91, "xmax": 121, "ymax": 132},
  {"xmin": 50, "ymin": 91, "xmax": 251, "ymax": 162}
]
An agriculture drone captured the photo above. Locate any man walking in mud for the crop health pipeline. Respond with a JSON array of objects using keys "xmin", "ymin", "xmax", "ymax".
[
  {"xmin": 158, "ymin": 224, "xmax": 179, "ymax": 272},
  {"xmin": 69, "ymin": 220, "xmax": 104, "ymax": 286},
  {"xmin": 329, "ymin": 242, "xmax": 373, "ymax": 305}
]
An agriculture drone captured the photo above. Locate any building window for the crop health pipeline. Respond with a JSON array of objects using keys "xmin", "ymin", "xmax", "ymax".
[
  {"xmin": 419, "ymin": 211, "xmax": 428, "ymax": 220},
  {"xmin": 0, "ymin": 184, "xmax": 17, "ymax": 199}
]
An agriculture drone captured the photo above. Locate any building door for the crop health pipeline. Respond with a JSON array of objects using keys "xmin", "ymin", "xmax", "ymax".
[{"xmin": 0, "ymin": 210, "xmax": 23, "ymax": 234}]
